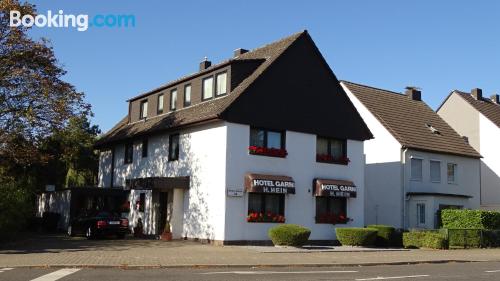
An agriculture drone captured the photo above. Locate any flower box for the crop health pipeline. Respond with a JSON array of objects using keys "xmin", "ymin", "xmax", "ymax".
[
  {"xmin": 247, "ymin": 211, "xmax": 285, "ymax": 223},
  {"xmin": 316, "ymin": 154, "xmax": 350, "ymax": 165},
  {"xmin": 248, "ymin": 146, "xmax": 288, "ymax": 158},
  {"xmin": 315, "ymin": 213, "xmax": 350, "ymax": 224}
]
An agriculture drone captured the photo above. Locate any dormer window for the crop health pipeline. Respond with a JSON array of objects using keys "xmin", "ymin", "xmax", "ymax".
[
  {"xmin": 140, "ymin": 100, "xmax": 148, "ymax": 119},
  {"xmin": 170, "ymin": 89, "xmax": 177, "ymax": 111},
  {"xmin": 202, "ymin": 76, "xmax": 214, "ymax": 100},
  {"xmin": 184, "ymin": 84, "xmax": 191, "ymax": 106},
  {"xmin": 216, "ymin": 72, "xmax": 227, "ymax": 96},
  {"xmin": 157, "ymin": 94, "xmax": 164, "ymax": 114}
]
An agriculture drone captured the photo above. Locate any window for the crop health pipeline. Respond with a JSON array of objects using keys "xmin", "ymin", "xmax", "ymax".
[
  {"xmin": 157, "ymin": 94, "xmax": 164, "ymax": 114},
  {"xmin": 215, "ymin": 72, "xmax": 227, "ymax": 96},
  {"xmin": 247, "ymin": 193, "xmax": 285, "ymax": 223},
  {"xmin": 142, "ymin": 139, "xmax": 148, "ymax": 158},
  {"xmin": 430, "ymin": 160, "xmax": 441, "ymax": 183},
  {"xmin": 202, "ymin": 76, "xmax": 213, "ymax": 100},
  {"xmin": 249, "ymin": 128, "xmax": 285, "ymax": 149},
  {"xmin": 448, "ymin": 163, "xmax": 457, "ymax": 184},
  {"xmin": 417, "ymin": 203, "xmax": 426, "ymax": 225},
  {"xmin": 411, "ymin": 158, "xmax": 423, "ymax": 181},
  {"xmin": 139, "ymin": 100, "xmax": 148, "ymax": 119},
  {"xmin": 170, "ymin": 89, "xmax": 177, "ymax": 110},
  {"xmin": 316, "ymin": 137, "xmax": 348, "ymax": 164},
  {"xmin": 124, "ymin": 142, "xmax": 133, "ymax": 164},
  {"xmin": 184, "ymin": 84, "xmax": 191, "ymax": 106},
  {"xmin": 315, "ymin": 197, "xmax": 347, "ymax": 224},
  {"xmin": 249, "ymin": 128, "xmax": 287, "ymax": 157},
  {"xmin": 168, "ymin": 134, "xmax": 180, "ymax": 161}
]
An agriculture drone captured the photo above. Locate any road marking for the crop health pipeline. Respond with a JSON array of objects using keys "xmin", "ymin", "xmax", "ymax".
[
  {"xmin": 30, "ymin": 268, "xmax": 81, "ymax": 281},
  {"xmin": 355, "ymin": 275, "xmax": 429, "ymax": 281},
  {"xmin": 201, "ymin": 270, "xmax": 358, "ymax": 275},
  {"xmin": 1, "ymin": 268, "xmax": 14, "ymax": 271},
  {"xmin": 485, "ymin": 269, "xmax": 500, "ymax": 273}
]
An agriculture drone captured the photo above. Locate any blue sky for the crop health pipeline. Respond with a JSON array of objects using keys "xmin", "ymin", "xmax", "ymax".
[{"xmin": 28, "ymin": 0, "xmax": 500, "ymax": 132}]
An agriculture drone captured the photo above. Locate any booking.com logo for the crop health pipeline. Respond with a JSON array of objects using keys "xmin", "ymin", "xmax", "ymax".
[{"xmin": 9, "ymin": 10, "xmax": 135, "ymax": 31}]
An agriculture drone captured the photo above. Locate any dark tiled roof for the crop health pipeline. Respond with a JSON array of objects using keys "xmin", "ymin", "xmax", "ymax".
[
  {"xmin": 342, "ymin": 81, "xmax": 481, "ymax": 158},
  {"xmin": 95, "ymin": 31, "xmax": 305, "ymax": 148},
  {"xmin": 454, "ymin": 91, "xmax": 500, "ymax": 128}
]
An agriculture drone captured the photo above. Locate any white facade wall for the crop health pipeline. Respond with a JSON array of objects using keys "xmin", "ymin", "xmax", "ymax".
[
  {"xmin": 479, "ymin": 115, "xmax": 500, "ymax": 208},
  {"xmin": 224, "ymin": 122, "xmax": 365, "ymax": 241},
  {"xmin": 343, "ymin": 84, "xmax": 403, "ymax": 228},
  {"xmin": 98, "ymin": 149, "xmax": 112, "ymax": 187},
  {"xmin": 99, "ymin": 121, "xmax": 228, "ymax": 241},
  {"xmin": 404, "ymin": 149, "xmax": 481, "ymax": 228}
]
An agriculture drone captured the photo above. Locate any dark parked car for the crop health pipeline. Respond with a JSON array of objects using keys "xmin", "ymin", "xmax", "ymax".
[{"xmin": 68, "ymin": 211, "xmax": 129, "ymax": 239}]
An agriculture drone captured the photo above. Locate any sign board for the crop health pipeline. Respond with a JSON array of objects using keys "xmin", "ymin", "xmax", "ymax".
[
  {"xmin": 45, "ymin": 185, "xmax": 55, "ymax": 192},
  {"xmin": 227, "ymin": 188, "xmax": 244, "ymax": 197}
]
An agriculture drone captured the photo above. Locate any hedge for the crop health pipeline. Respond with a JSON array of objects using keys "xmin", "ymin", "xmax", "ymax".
[
  {"xmin": 441, "ymin": 209, "xmax": 500, "ymax": 230},
  {"xmin": 367, "ymin": 225, "xmax": 396, "ymax": 247},
  {"xmin": 447, "ymin": 229, "xmax": 482, "ymax": 248},
  {"xmin": 336, "ymin": 227, "xmax": 377, "ymax": 246},
  {"xmin": 403, "ymin": 231, "xmax": 448, "ymax": 249},
  {"xmin": 268, "ymin": 224, "xmax": 311, "ymax": 247}
]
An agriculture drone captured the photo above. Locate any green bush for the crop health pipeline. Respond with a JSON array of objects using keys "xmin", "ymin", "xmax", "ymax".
[
  {"xmin": 447, "ymin": 229, "xmax": 482, "ymax": 248},
  {"xmin": 403, "ymin": 231, "xmax": 448, "ymax": 249},
  {"xmin": 268, "ymin": 224, "xmax": 311, "ymax": 247},
  {"xmin": 441, "ymin": 209, "xmax": 500, "ymax": 230},
  {"xmin": 367, "ymin": 225, "xmax": 396, "ymax": 247},
  {"xmin": 336, "ymin": 227, "xmax": 377, "ymax": 246}
]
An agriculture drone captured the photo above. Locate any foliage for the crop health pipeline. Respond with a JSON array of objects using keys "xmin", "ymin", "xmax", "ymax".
[
  {"xmin": 403, "ymin": 231, "xmax": 448, "ymax": 249},
  {"xmin": 0, "ymin": 0, "xmax": 91, "ymax": 167},
  {"xmin": 335, "ymin": 227, "xmax": 377, "ymax": 246},
  {"xmin": 0, "ymin": 174, "xmax": 32, "ymax": 240},
  {"xmin": 447, "ymin": 229, "xmax": 482, "ymax": 248},
  {"xmin": 441, "ymin": 209, "xmax": 500, "ymax": 230},
  {"xmin": 268, "ymin": 224, "xmax": 311, "ymax": 247},
  {"xmin": 367, "ymin": 225, "xmax": 396, "ymax": 247}
]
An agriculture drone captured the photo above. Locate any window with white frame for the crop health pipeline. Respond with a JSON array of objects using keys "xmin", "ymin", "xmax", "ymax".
[
  {"xmin": 170, "ymin": 89, "xmax": 177, "ymax": 110},
  {"xmin": 139, "ymin": 100, "xmax": 148, "ymax": 119},
  {"xmin": 447, "ymin": 163, "xmax": 457, "ymax": 184},
  {"xmin": 202, "ymin": 77, "xmax": 214, "ymax": 100},
  {"xmin": 215, "ymin": 72, "xmax": 227, "ymax": 96},
  {"xmin": 157, "ymin": 94, "xmax": 164, "ymax": 114},
  {"xmin": 184, "ymin": 84, "xmax": 191, "ymax": 106},
  {"xmin": 417, "ymin": 203, "xmax": 426, "ymax": 226},
  {"xmin": 411, "ymin": 158, "xmax": 423, "ymax": 181},
  {"xmin": 430, "ymin": 160, "xmax": 441, "ymax": 183}
]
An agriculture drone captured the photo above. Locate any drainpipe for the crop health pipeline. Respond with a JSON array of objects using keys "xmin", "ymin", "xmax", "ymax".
[
  {"xmin": 110, "ymin": 147, "xmax": 115, "ymax": 188},
  {"xmin": 401, "ymin": 147, "xmax": 409, "ymax": 229}
]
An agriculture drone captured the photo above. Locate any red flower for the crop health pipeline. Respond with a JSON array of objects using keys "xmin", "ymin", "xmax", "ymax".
[{"xmin": 249, "ymin": 146, "xmax": 288, "ymax": 158}]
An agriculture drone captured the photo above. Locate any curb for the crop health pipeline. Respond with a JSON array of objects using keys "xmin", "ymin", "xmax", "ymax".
[{"xmin": 1, "ymin": 260, "xmax": 489, "ymax": 269}]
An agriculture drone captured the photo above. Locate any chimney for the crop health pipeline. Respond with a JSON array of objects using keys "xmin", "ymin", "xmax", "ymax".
[
  {"xmin": 199, "ymin": 57, "xmax": 211, "ymax": 71},
  {"xmin": 405, "ymin": 86, "xmax": 421, "ymax": 101},
  {"xmin": 491, "ymin": 94, "xmax": 499, "ymax": 104},
  {"xmin": 471, "ymin": 88, "xmax": 483, "ymax": 100},
  {"xmin": 234, "ymin": 48, "xmax": 248, "ymax": 57}
]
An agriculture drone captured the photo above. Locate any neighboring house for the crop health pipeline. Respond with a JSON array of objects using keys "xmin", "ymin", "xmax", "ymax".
[
  {"xmin": 437, "ymin": 89, "xmax": 500, "ymax": 210},
  {"xmin": 95, "ymin": 31, "xmax": 373, "ymax": 244},
  {"xmin": 341, "ymin": 81, "xmax": 481, "ymax": 230}
]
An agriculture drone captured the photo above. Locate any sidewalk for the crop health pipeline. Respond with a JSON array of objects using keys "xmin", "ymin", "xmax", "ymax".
[{"xmin": 1, "ymin": 234, "xmax": 500, "ymax": 268}]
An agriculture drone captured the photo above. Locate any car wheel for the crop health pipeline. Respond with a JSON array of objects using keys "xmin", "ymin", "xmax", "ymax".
[
  {"xmin": 67, "ymin": 225, "xmax": 75, "ymax": 237},
  {"xmin": 85, "ymin": 227, "xmax": 93, "ymax": 239}
]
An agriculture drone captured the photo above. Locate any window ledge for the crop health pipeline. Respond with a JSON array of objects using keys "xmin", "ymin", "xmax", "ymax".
[{"xmin": 316, "ymin": 160, "xmax": 349, "ymax": 166}]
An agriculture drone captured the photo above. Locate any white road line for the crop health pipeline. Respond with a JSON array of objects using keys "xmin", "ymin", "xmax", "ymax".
[
  {"xmin": 355, "ymin": 275, "xmax": 429, "ymax": 281},
  {"xmin": 30, "ymin": 268, "xmax": 81, "ymax": 281},
  {"xmin": 201, "ymin": 270, "xmax": 358, "ymax": 275},
  {"xmin": 485, "ymin": 269, "xmax": 500, "ymax": 273},
  {"xmin": 1, "ymin": 268, "xmax": 14, "ymax": 271}
]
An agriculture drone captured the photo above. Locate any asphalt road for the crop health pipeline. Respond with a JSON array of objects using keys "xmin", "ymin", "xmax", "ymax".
[{"xmin": 2, "ymin": 262, "xmax": 500, "ymax": 281}]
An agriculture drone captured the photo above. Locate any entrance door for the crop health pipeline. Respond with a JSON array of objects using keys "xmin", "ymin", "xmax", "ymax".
[{"xmin": 158, "ymin": 192, "xmax": 169, "ymax": 234}]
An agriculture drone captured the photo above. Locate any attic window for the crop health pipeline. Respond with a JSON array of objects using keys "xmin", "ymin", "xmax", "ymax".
[{"xmin": 425, "ymin": 123, "xmax": 440, "ymax": 135}]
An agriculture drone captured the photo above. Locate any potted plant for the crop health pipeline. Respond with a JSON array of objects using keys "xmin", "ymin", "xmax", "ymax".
[{"xmin": 161, "ymin": 221, "xmax": 172, "ymax": 241}]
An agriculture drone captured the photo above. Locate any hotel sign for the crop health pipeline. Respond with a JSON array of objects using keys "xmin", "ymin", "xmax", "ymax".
[
  {"xmin": 245, "ymin": 173, "xmax": 295, "ymax": 194},
  {"xmin": 314, "ymin": 179, "xmax": 357, "ymax": 198}
]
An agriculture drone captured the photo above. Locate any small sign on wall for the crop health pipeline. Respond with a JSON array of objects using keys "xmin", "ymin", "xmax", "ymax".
[{"xmin": 227, "ymin": 188, "xmax": 244, "ymax": 197}]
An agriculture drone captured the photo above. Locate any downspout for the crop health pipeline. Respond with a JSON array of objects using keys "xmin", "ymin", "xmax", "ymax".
[
  {"xmin": 110, "ymin": 147, "xmax": 115, "ymax": 188},
  {"xmin": 401, "ymin": 147, "xmax": 408, "ymax": 229}
]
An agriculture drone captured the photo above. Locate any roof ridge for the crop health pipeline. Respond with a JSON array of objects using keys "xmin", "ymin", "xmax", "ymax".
[{"xmin": 341, "ymin": 80, "xmax": 404, "ymax": 96}]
